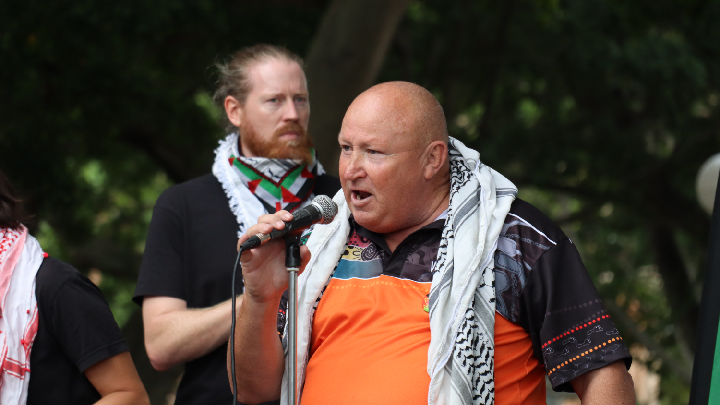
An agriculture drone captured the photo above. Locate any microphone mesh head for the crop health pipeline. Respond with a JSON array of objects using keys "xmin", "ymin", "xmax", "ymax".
[{"xmin": 311, "ymin": 195, "xmax": 338, "ymax": 224}]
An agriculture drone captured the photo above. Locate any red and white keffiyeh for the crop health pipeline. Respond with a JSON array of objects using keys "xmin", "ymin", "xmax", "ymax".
[{"xmin": 0, "ymin": 226, "xmax": 43, "ymax": 405}]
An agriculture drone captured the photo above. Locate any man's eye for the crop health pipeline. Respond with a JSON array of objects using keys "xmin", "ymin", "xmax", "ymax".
[
  {"xmin": 368, "ymin": 150, "xmax": 378, "ymax": 155},
  {"xmin": 268, "ymin": 98, "xmax": 279, "ymax": 103},
  {"xmin": 295, "ymin": 97, "xmax": 307, "ymax": 103},
  {"xmin": 340, "ymin": 145, "xmax": 351, "ymax": 152}
]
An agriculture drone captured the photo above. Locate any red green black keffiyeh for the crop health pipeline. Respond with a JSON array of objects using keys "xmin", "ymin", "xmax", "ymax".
[{"xmin": 212, "ymin": 133, "xmax": 325, "ymax": 237}]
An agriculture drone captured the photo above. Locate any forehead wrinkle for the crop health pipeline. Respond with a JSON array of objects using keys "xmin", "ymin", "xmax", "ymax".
[{"xmin": 339, "ymin": 126, "xmax": 391, "ymax": 152}]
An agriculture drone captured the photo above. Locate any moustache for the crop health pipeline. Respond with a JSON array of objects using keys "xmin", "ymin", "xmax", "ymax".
[{"xmin": 273, "ymin": 122, "xmax": 308, "ymax": 140}]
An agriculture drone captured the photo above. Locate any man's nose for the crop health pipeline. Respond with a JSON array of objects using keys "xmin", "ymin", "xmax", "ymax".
[
  {"xmin": 283, "ymin": 99, "xmax": 300, "ymax": 121},
  {"xmin": 342, "ymin": 152, "xmax": 365, "ymax": 180}
]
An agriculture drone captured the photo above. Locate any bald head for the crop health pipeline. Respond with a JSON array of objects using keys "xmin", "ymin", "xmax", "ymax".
[
  {"xmin": 338, "ymin": 82, "xmax": 451, "ymax": 244},
  {"xmin": 345, "ymin": 81, "xmax": 449, "ymax": 147}
]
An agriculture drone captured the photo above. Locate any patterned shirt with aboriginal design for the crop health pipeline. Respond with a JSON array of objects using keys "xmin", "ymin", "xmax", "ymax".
[{"xmin": 278, "ymin": 198, "xmax": 632, "ymax": 404}]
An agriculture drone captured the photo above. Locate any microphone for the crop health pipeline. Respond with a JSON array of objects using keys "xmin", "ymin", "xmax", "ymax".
[{"xmin": 240, "ymin": 195, "xmax": 338, "ymax": 250}]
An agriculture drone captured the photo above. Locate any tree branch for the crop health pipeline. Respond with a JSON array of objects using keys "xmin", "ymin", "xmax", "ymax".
[
  {"xmin": 120, "ymin": 129, "xmax": 196, "ymax": 184},
  {"xmin": 67, "ymin": 237, "xmax": 143, "ymax": 280},
  {"xmin": 512, "ymin": 176, "xmax": 709, "ymax": 238},
  {"xmin": 305, "ymin": 0, "xmax": 413, "ymax": 175},
  {"xmin": 554, "ymin": 203, "xmax": 603, "ymax": 226}
]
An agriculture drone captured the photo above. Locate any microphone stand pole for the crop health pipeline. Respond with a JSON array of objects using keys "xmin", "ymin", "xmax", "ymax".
[{"xmin": 285, "ymin": 238, "xmax": 301, "ymax": 405}]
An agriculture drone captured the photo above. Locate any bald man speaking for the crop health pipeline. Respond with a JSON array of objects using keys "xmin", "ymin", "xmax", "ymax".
[{"xmin": 231, "ymin": 82, "xmax": 635, "ymax": 405}]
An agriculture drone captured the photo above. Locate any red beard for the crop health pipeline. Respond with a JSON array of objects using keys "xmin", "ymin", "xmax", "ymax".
[{"xmin": 240, "ymin": 121, "xmax": 313, "ymax": 164}]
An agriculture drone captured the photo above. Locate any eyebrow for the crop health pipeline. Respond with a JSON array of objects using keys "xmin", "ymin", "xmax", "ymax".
[
  {"xmin": 259, "ymin": 90, "xmax": 308, "ymax": 97},
  {"xmin": 336, "ymin": 138, "xmax": 381, "ymax": 150}
]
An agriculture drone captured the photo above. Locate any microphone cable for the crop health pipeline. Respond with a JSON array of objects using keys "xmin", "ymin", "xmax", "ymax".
[{"xmin": 230, "ymin": 247, "xmax": 243, "ymax": 405}]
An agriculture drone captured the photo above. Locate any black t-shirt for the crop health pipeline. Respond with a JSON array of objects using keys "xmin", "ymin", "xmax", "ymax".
[
  {"xmin": 133, "ymin": 173, "xmax": 340, "ymax": 405},
  {"xmin": 27, "ymin": 257, "xmax": 129, "ymax": 405}
]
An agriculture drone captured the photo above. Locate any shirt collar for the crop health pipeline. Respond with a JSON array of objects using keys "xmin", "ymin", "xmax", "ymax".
[{"xmin": 349, "ymin": 212, "xmax": 446, "ymax": 255}]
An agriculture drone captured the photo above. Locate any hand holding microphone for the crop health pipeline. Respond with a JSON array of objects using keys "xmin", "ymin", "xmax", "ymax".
[
  {"xmin": 236, "ymin": 196, "xmax": 337, "ymax": 304},
  {"xmin": 239, "ymin": 195, "xmax": 338, "ymax": 251},
  {"xmin": 230, "ymin": 198, "xmax": 337, "ymax": 404}
]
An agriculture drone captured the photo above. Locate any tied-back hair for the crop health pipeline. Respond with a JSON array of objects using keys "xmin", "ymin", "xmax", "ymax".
[
  {"xmin": 213, "ymin": 44, "xmax": 304, "ymax": 134},
  {"xmin": 0, "ymin": 170, "xmax": 28, "ymax": 230}
]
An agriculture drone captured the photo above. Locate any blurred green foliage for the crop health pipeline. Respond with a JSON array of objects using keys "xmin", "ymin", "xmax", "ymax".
[
  {"xmin": 0, "ymin": 0, "xmax": 329, "ymax": 324},
  {"xmin": 0, "ymin": 2, "xmax": 330, "ymax": 400},
  {"xmin": 2, "ymin": 0, "xmax": 719, "ymax": 402}
]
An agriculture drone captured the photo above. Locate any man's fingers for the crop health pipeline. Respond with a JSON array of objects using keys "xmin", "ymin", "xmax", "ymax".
[
  {"xmin": 276, "ymin": 210, "xmax": 293, "ymax": 222},
  {"xmin": 239, "ymin": 247, "xmax": 254, "ymax": 264},
  {"xmin": 236, "ymin": 211, "xmax": 295, "ymax": 252},
  {"xmin": 250, "ymin": 211, "xmax": 294, "ymax": 234},
  {"xmin": 266, "ymin": 211, "xmax": 293, "ymax": 230},
  {"xmin": 257, "ymin": 211, "xmax": 292, "ymax": 225}
]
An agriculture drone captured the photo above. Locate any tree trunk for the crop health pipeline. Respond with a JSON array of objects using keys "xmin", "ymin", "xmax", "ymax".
[
  {"xmin": 650, "ymin": 224, "xmax": 699, "ymax": 354},
  {"xmin": 305, "ymin": 0, "xmax": 413, "ymax": 175},
  {"xmin": 122, "ymin": 310, "xmax": 184, "ymax": 405}
]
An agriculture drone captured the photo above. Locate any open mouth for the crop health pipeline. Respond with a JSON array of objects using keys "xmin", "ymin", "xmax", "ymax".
[{"xmin": 352, "ymin": 190, "xmax": 372, "ymax": 201}]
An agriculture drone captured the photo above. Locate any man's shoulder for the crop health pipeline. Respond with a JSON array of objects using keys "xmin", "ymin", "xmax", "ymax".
[
  {"xmin": 156, "ymin": 173, "xmax": 226, "ymax": 209},
  {"xmin": 504, "ymin": 198, "xmax": 568, "ymax": 246},
  {"xmin": 36, "ymin": 256, "xmax": 99, "ymax": 305},
  {"xmin": 37, "ymin": 257, "xmax": 82, "ymax": 288},
  {"xmin": 159, "ymin": 173, "xmax": 221, "ymax": 198},
  {"xmin": 494, "ymin": 198, "xmax": 570, "ymax": 302},
  {"xmin": 494, "ymin": 199, "xmax": 569, "ymax": 323}
]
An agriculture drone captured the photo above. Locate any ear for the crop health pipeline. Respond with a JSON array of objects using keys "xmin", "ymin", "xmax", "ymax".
[
  {"xmin": 224, "ymin": 95, "xmax": 244, "ymax": 128},
  {"xmin": 423, "ymin": 141, "xmax": 448, "ymax": 180}
]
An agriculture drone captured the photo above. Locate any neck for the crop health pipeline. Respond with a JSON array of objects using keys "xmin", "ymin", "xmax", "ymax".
[
  {"xmin": 383, "ymin": 186, "xmax": 450, "ymax": 253},
  {"xmin": 238, "ymin": 138, "xmax": 254, "ymax": 158}
]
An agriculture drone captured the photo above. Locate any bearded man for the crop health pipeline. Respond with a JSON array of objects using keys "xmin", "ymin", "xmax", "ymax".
[
  {"xmin": 231, "ymin": 82, "xmax": 635, "ymax": 404},
  {"xmin": 133, "ymin": 44, "xmax": 340, "ymax": 405}
]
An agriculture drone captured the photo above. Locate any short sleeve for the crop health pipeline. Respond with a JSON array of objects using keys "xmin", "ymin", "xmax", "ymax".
[
  {"xmin": 133, "ymin": 188, "xmax": 186, "ymax": 304},
  {"xmin": 520, "ymin": 239, "xmax": 632, "ymax": 392},
  {"xmin": 51, "ymin": 275, "xmax": 129, "ymax": 372}
]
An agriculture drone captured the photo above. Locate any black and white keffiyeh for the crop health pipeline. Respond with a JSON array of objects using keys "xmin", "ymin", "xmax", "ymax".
[{"xmin": 281, "ymin": 137, "xmax": 517, "ymax": 405}]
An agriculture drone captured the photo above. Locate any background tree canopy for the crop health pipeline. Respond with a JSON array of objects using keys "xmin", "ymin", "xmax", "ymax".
[{"xmin": 2, "ymin": 0, "xmax": 719, "ymax": 403}]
